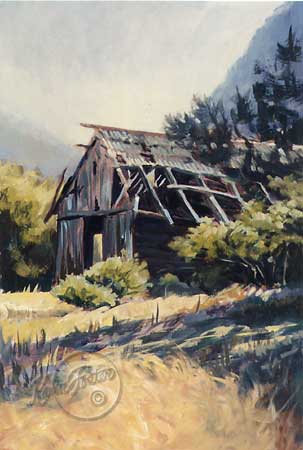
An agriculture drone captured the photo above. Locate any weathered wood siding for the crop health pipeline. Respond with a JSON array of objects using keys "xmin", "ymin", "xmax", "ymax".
[
  {"xmin": 55, "ymin": 218, "xmax": 85, "ymax": 280},
  {"xmin": 102, "ymin": 211, "xmax": 134, "ymax": 260},
  {"xmin": 58, "ymin": 141, "xmax": 115, "ymax": 217}
]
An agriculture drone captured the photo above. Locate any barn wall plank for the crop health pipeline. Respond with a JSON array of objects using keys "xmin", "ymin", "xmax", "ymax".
[
  {"xmin": 102, "ymin": 211, "xmax": 134, "ymax": 260},
  {"xmin": 55, "ymin": 218, "xmax": 85, "ymax": 280}
]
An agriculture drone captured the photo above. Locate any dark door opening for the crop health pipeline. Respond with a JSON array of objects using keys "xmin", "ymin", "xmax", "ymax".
[{"xmin": 84, "ymin": 216, "xmax": 105, "ymax": 269}]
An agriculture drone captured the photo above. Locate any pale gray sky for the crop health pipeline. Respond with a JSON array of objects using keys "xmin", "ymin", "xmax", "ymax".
[{"xmin": 0, "ymin": 1, "xmax": 281, "ymax": 146}]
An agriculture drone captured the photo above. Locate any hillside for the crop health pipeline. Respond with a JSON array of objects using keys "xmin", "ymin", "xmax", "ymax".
[
  {"xmin": 0, "ymin": 112, "xmax": 80, "ymax": 176},
  {"xmin": 213, "ymin": 2, "xmax": 303, "ymax": 114}
]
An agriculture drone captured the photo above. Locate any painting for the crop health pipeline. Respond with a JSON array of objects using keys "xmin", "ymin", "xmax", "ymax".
[{"xmin": 1, "ymin": 1, "xmax": 303, "ymax": 449}]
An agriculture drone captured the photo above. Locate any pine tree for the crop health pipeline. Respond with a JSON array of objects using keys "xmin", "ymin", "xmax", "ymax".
[
  {"xmin": 164, "ymin": 112, "xmax": 195, "ymax": 148},
  {"xmin": 252, "ymin": 26, "xmax": 303, "ymax": 143},
  {"xmin": 231, "ymin": 87, "xmax": 255, "ymax": 139},
  {"xmin": 234, "ymin": 87, "xmax": 254, "ymax": 123},
  {"xmin": 276, "ymin": 26, "xmax": 302, "ymax": 102},
  {"xmin": 277, "ymin": 26, "xmax": 301, "ymax": 65},
  {"xmin": 252, "ymin": 70, "xmax": 273, "ymax": 141},
  {"xmin": 165, "ymin": 96, "xmax": 232, "ymax": 166},
  {"xmin": 274, "ymin": 26, "xmax": 302, "ymax": 139}
]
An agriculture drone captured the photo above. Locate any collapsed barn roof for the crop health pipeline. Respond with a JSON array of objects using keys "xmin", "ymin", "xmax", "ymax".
[
  {"xmin": 46, "ymin": 124, "xmax": 245, "ymax": 225},
  {"xmin": 80, "ymin": 123, "xmax": 226, "ymax": 177}
]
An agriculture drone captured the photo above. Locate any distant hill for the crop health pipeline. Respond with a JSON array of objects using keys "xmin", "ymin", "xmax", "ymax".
[
  {"xmin": 0, "ymin": 112, "xmax": 80, "ymax": 177},
  {"xmin": 213, "ymin": 2, "xmax": 303, "ymax": 115}
]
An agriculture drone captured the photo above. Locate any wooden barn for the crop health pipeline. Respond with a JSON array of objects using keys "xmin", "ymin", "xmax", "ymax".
[{"xmin": 46, "ymin": 124, "xmax": 244, "ymax": 281}]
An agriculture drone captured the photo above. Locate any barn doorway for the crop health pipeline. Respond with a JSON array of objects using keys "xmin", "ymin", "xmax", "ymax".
[{"xmin": 83, "ymin": 216, "xmax": 105, "ymax": 269}]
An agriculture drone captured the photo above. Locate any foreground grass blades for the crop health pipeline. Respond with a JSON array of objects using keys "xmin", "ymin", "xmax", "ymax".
[{"xmin": 0, "ymin": 353, "xmax": 279, "ymax": 450}]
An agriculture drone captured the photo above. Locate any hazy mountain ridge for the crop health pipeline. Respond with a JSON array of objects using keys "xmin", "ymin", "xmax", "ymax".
[
  {"xmin": 0, "ymin": 112, "xmax": 80, "ymax": 176},
  {"xmin": 213, "ymin": 2, "xmax": 303, "ymax": 114}
]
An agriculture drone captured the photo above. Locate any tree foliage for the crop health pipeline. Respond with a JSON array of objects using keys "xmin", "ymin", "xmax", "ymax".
[
  {"xmin": 165, "ymin": 96, "xmax": 232, "ymax": 166},
  {"xmin": 231, "ymin": 86, "xmax": 255, "ymax": 130},
  {"xmin": 164, "ymin": 25, "xmax": 303, "ymax": 193},
  {"xmin": 0, "ymin": 162, "xmax": 56, "ymax": 291},
  {"xmin": 170, "ymin": 177, "xmax": 303, "ymax": 288},
  {"xmin": 252, "ymin": 26, "xmax": 303, "ymax": 144},
  {"xmin": 277, "ymin": 26, "xmax": 301, "ymax": 65},
  {"xmin": 228, "ymin": 26, "xmax": 303, "ymax": 186}
]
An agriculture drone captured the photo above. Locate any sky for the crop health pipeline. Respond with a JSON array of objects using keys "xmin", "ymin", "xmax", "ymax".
[{"xmin": 0, "ymin": 1, "xmax": 282, "ymax": 147}]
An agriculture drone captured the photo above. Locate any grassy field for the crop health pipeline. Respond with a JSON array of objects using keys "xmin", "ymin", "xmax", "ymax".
[
  {"xmin": 1, "ymin": 285, "xmax": 302, "ymax": 450},
  {"xmin": 0, "ymin": 291, "xmax": 75, "ymax": 319},
  {"xmin": 0, "ymin": 284, "xmax": 248, "ymax": 342},
  {"xmin": 0, "ymin": 352, "xmax": 281, "ymax": 450}
]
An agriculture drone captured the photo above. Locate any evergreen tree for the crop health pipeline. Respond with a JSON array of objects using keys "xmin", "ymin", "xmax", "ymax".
[
  {"xmin": 277, "ymin": 26, "xmax": 301, "ymax": 66},
  {"xmin": 164, "ymin": 112, "xmax": 195, "ymax": 148},
  {"xmin": 192, "ymin": 95, "xmax": 231, "ymax": 148},
  {"xmin": 165, "ymin": 96, "xmax": 232, "ymax": 166},
  {"xmin": 231, "ymin": 86, "xmax": 255, "ymax": 140},
  {"xmin": 232, "ymin": 87, "xmax": 254, "ymax": 124},
  {"xmin": 252, "ymin": 26, "xmax": 303, "ymax": 144},
  {"xmin": 252, "ymin": 74, "xmax": 273, "ymax": 141}
]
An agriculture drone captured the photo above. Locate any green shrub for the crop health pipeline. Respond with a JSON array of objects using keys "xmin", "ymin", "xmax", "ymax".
[
  {"xmin": 191, "ymin": 263, "xmax": 234, "ymax": 294},
  {"xmin": 0, "ymin": 162, "xmax": 57, "ymax": 291},
  {"xmin": 170, "ymin": 176, "xmax": 303, "ymax": 288},
  {"xmin": 159, "ymin": 273, "xmax": 179, "ymax": 287},
  {"xmin": 155, "ymin": 273, "xmax": 196, "ymax": 296},
  {"xmin": 52, "ymin": 275, "xmax": 116, "ymax": 309},
  {"xmin": 84, "ymin": 255, "xmax": 150, "ymax": 297}
]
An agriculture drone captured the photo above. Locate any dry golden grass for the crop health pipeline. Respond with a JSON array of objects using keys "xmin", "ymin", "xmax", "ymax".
[
  {"xmin": 0, "ymin": 284, "xmax": 248, "ymax": 342},
  {"xmin": 0, "ymin": 291, "xmax": 75, "ymax": 318},
  {"xmin": 0, "ymin": 352, "xmax": 277, "ymax": 450}
]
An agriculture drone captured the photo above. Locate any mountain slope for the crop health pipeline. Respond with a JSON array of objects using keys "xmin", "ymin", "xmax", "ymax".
[
  {"xmin": 0, "ymin": 112, "xmax": 80, "ymax": 176},
  {"xmin": 213, "ymin": 2, "xmax": 303, "ymax": 113}
]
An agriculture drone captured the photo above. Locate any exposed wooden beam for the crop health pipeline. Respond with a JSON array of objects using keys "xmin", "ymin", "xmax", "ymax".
[
  {"xmin": 138, "ymin": 166, "xmax": 174, "ymax": 225},
  {"xmin": 198, "ymin": 175, "xmax": 231, "ymax": 223},
  {"xmin": 138, "ymin": 209, "xmax": 167, "ymax": 219},
  {"xmin": 116, "ymin": 167, "xmax": 129, "ymax": 186},
  {"xmin": 134, "ymin": 196, "xmax": 140, "ymax": 214},
  {"xmin": 199, "ymin": 175, "xmax": 208, "ymax": 188},
  {"xmin": 134, "ymin": 183, "xmax": 144, "ymax": 196},
  {"xmin": 164, "ymin": 168, "xmax": 200, "ymax": 224},
  {"xmin": 131, "ymin": 174, "xmax": 143, "ymax": 191},
  {"xmin": 130, "ymin": 171, "xmax": 140, "ymax": 185},
  {"xmin": 113, "ymin": 168, "xmax": 131, "ymax": 208},
  {"xmin": 166, "ymin": 183, "xmax": 238, "ymax": 200},
  {"xmin": 58, "ymin": 205, "xmax": 133, "ymax": 221},
  {"xmin": 121, "ymin": 165, "xmax": 226, "ymax": 179},
  {"xmin": 228, "ymin": 181, "xmax": 245, "ymax": 205},
  {"xmin": 208, "ymin": 195, "xmax": 230, "ymax": 223},
  {"xmin": 113, "ymin": 187, "xmax": 128, "ymax": 209},
  {"xmin": 44, "ymin": 168, "xmax": 67, "ymax": 223},
  {"xmin": 256, "ymin": 182, "xmax": 274, "ymax": 204}
]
